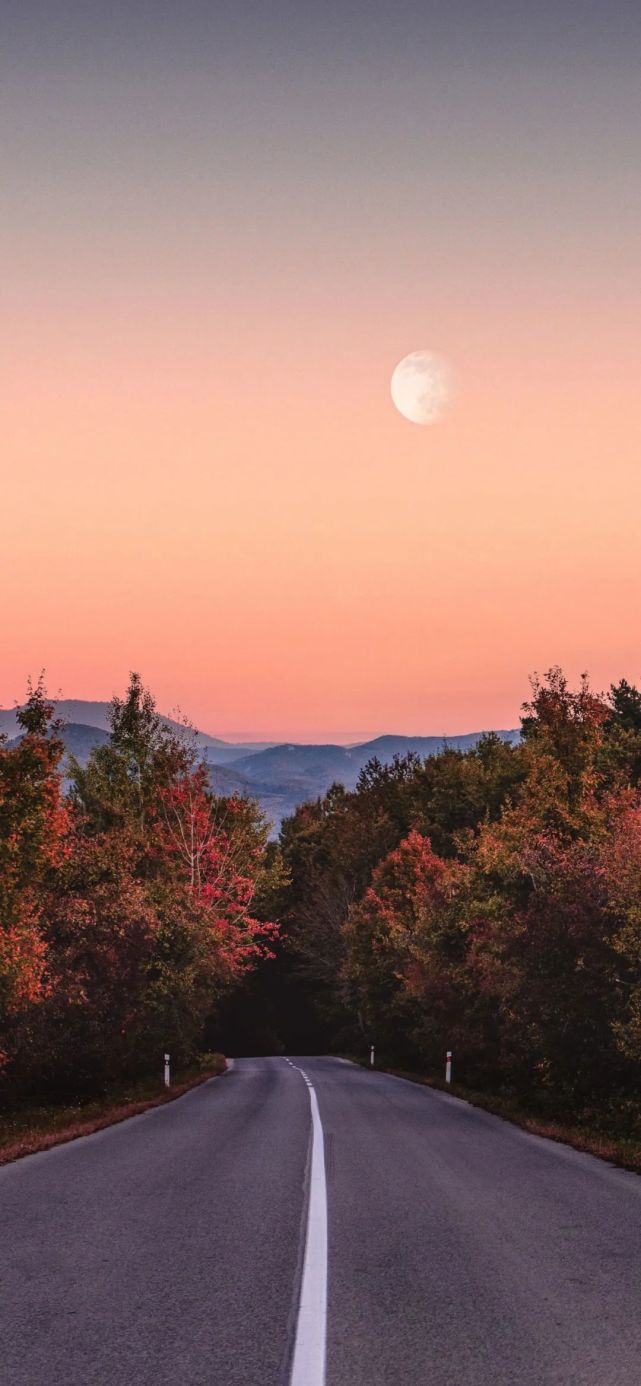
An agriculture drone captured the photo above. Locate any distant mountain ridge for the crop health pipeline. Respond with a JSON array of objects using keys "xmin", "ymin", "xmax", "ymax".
[
  {"xmin": 0, "ymin": 700, "xmax": 270, "ymax": 756},
  {"xmin": 228, "ymin": 730, "xmax": 521, "ymax": 798},
  {"xmin": 7, "ymin": 723, "xmax": 111, "ymax": 761},
  {"xmin": 0, "ymin": 699, "xmax": 520, "ymax": 833}
]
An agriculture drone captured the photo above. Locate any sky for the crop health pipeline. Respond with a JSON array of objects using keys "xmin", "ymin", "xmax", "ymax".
[{"xmin": 2, "ymin": 1, "xmax": 640, "ymax": 741}]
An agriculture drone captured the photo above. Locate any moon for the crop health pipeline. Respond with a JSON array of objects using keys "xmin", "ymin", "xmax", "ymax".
[{"xmin": 390, "ymin": 350, "xmax": 452, "ymax": 425}]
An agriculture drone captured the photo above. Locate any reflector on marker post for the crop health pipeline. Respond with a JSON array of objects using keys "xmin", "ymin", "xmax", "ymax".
[
  {"xmin": 370, "ymin": 1044, "xmax": 375, "ymax": 1067},
  {"xmin": 164, "ymin": 1053, "xmax": 171, "ymax": 1088},
  {"xmin": 445, "ymin": 1050, "xmax": 452, "ymax": 1084}
]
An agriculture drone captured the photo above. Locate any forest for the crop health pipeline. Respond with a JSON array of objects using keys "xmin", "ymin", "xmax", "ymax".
[
  {"xmin": 0, "ymin": 675, "xmax": 281, "ymax": 1105},
  {"xmin": 2, "ymin": 668, "xmax": 641, "ymax": 1141}
]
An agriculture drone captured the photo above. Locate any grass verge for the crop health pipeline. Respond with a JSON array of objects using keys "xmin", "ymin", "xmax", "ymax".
[
  {"xmin": 0, "ymin": 1054, "xmax": 227, "ymax": 1168},
  {"xmin": 348, "ymin": 1058, "xmax": 641, "ymax": 1175}
]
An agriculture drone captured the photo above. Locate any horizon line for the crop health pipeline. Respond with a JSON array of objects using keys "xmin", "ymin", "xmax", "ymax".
[{"xmin": 1, "ymin": 696, "xmax": 521, "ymax": 748}]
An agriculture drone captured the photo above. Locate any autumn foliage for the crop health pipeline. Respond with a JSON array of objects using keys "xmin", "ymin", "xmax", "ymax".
[
  {"xmin": 277, "ymin": 668, "xmax": 641, "ymax": 1128},
  {"xmin": 0, "ymin": 676, "xmax": 279, "ymax": 1101},
  {"xmin": 5, "ymin": 664, "xmax": 641, "ymax": 1131}
]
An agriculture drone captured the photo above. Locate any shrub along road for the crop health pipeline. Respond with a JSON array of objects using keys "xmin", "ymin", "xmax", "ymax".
[{"xmin": 2, "ymin": 1057, "xmax": 641, "ymax": 1385}]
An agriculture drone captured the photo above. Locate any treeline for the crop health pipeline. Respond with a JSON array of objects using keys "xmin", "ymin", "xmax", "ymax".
[
  {"xmin": 5, "ymin": 665, "xmax": 641, "ymax": 1131},
  {"xmin": 0, "ymin": 675, "xmax": 280, "ymax": 1104},
  {"xmin": 274, "ymin": 669, "xmax": 641, "ymax": 1126}
]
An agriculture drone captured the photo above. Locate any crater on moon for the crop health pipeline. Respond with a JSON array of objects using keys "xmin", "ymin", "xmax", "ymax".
[{"xmin": 390, "ymin": 350, "xmax": 452, "ymax": 425}]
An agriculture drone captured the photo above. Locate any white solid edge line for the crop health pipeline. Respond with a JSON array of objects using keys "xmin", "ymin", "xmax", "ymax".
[{"xmin": 289, "ymin": 1070, "xmax": 328, "ymax": 1386}]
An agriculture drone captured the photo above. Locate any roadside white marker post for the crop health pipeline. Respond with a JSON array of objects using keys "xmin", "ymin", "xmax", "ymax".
[
  {"xmin": 164, "ymin": 1053, "xmax": 171, "ymax": 1088},
  {"xmin": 370, "ymin": 1044, "xmax": 375, "ymax": 1067},
  {"xmin": 445, "ymin": 1050, "xmax": 452, "ymax": 1085}
]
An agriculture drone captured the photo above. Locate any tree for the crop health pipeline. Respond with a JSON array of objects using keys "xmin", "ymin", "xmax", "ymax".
[
  {"xmin": 607, "ymin": 679, "xmax": 641, "ymax": 734},
  {"xmin": 69, "ymin": 671, "xmax": 191, "ymax": 834},
  {"xmin": 156, "ymin": 768, "xmax": 280, "ymax": 975},
  {"xmin": 343, "ymin": 831, "xmax": 465, "ymax": 1063},
  {"xmin": 0, "ymin": 680, "xmax": 70, "ymax": 1065},
  {"xmin": 30, "ymin": 829, "xmax": 159, "ymax": 1096},
  {"xmin": 520, "ymin": 668, "xmax": 608, "ymax": 809},
  {"xmin": 66, "ymin": 675, "xmax": 279, "ymax": 1078},
  {"xmin": 598, "ymin": 802, "xmax": 641, "ymax": 1065},
  {"xmin": 597, "ymin": 680, "xmax": 641, "ymax": 790}
]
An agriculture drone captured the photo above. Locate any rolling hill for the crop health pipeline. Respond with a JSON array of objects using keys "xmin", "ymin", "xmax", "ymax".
[
  {"xmin": 7, "ymin": 722, "xmax": 111, "ymax": 760},
  {"xmin": 0, "ymin": 700, "xmax": 271, "ymax": 759},
  {"xmin": 228, "ymin": 729, "xmax": 521, "ymax": 797}
]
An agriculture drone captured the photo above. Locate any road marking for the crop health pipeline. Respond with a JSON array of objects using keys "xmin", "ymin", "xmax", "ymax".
[{"xmin": 286, "ymin": 1061, "xmax": 328, "ymax": 1386}]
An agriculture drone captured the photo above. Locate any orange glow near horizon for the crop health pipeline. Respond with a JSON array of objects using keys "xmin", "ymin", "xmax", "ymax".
[{"xmin": 4, "ymin": 291, "xmax": 640, "ymax": 741}]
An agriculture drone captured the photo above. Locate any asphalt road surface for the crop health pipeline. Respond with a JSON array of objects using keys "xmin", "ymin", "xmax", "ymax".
[{"xmin": 2, "ymin": 1056, "xmax": 641, "ymax": 1385}]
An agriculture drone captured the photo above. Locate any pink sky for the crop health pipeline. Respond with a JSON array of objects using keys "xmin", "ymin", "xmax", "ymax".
[{"xmin": 3, "ymin": 7, "xmax": 640, "ymax": 741}]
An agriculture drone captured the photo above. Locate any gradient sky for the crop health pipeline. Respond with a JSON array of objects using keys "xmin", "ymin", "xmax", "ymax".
[{"xmin": 2, "ymin": 1, "xmax": 640, "ymax": 740}]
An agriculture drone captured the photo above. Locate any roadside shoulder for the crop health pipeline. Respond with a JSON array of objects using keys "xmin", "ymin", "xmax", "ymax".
[
  {"xmin": 353, "ymin": 1061, "xmax": 641, "ymax": 1177},
  {"xmin": 0, "ymin": 1055, "xmax": 228, "ymax": 1168}
]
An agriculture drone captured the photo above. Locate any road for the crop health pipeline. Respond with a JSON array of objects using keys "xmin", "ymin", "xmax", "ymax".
[{"xmin": 2, "ymin": 1056, "xmax": 641, "ymax": 1385}]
